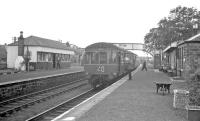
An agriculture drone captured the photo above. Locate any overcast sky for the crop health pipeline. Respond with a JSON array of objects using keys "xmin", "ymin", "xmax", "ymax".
[{"xmin": 1, "ymin": 0, "xmax": 200, "ymax": 56}]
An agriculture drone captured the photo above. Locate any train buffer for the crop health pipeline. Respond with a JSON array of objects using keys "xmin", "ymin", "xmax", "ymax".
[{"xmin": 153, "ymin": 81, "xmax": 172, "ymax": 95}]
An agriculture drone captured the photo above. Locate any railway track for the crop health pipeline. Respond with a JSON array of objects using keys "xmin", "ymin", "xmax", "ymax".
[
  {"xmin": 25, "ymin": 88, "xmax": 99, "ymax": 121},
  {"xmin": 0, "ymin": 79, "xmax": 88, "ymax": 118},
  {"xmin": 25, "ymin": 69, "xmax": 136, "ymax": 121}
]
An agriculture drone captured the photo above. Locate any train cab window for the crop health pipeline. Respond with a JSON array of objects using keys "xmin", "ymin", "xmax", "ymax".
[
  {"xmin": 91, "ymin": 52, "xmax": 99, "ymax": 64},
  {"xmin": 85, "ymin": 52, "xmax": 92, "ymax": 64},
  {"xmin": 100, "ymin": 52, "xmax": 107, "ymax": 64}
]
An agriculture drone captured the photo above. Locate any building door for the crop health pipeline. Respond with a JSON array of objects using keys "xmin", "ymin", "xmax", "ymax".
[{"xmin": 53, "ymin": 53, "xmax": 56, "ymax": 68}]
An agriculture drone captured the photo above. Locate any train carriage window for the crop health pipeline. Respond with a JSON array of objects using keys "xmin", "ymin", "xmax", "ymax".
[
  {"xmin": 124, "ymin": 53, "xmax": 130, "ymax": 64},
  {"xmin": 113, "ymin": 52, "xmax": 117, "ymax": 63},
  {"xmin": 109, "ymin": 50, "xmax": 117, "ymax": 63},
  {"xmin": 108, "ymin": 50, "xmax": 113, "ymax": 63},
  {"xmin": 121, "ymin": 53, "xmax": 124, "ymax": 64},
  {"xmin": 100, "ymin": 52, "xmax": 107, "ymax": 64},
  {"xmin": 91, "ymin": 52, "xmax": 99, "ymax": 64}
]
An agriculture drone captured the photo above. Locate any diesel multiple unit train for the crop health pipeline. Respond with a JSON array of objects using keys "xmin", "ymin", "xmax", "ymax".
[{"xmin": 82, "ymin": 42, "xmax": 138, "ymax": 88}]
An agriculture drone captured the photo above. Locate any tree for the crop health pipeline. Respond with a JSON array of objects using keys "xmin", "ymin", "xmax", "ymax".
[{"xmin": 144, "ymin": 6, "xmax": 200, "ymax": 53}]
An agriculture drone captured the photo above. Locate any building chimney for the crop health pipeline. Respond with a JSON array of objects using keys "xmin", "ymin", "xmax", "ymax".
[
  {"xmin": 18, "ymin": 31, "xmax": 24, "ymax": 56},
  {"xmin": 14, "ymin": 37, "xmax": 17, "ymax": 43}
]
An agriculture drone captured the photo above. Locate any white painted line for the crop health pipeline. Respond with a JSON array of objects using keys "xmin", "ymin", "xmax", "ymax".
[
  {"xmin": 52, "ymin": 66, "xmax": 140, "ymax": 121},
  {"xmin": 62, "ymin": 117, "xmax": 75, "ymax": 121},
  {"xmin": 154, "ymin": 69, "xmax": 160, "ymax": 72}
]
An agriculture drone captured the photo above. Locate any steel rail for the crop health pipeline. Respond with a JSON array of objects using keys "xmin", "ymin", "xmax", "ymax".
[
  {"xmin": 0, "ymin": 79, "xmax": 88, "ymax": 117},
  {"xmin": 25, "ymin": 68, "xmax": 137, "ymax": 121},
  {"xmin": 25, "ymin": 89, "xmax": 96, "ymax": 121}
]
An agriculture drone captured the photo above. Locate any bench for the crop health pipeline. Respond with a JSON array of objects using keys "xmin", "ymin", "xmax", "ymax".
[{"xmin": 153, "ymin": 81, "xmax": 172, "ymax": 95}]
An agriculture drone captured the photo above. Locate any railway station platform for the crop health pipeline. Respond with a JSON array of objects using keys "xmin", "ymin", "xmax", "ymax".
[
  {"xmin": 53, "ymin": 66, "xmax": 187, "ymax": 121},
  {"xmin": 0, "ymin": 65, "xmax": 84, "ymax": 84}
]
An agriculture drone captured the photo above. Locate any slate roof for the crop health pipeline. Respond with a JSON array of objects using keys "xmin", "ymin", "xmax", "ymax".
[
  {"xmin": 9, "ymin": 36, "xmax": 74, "ymax": 51},
  {"xmin": 178, "ymin": 33, "xmax": 200, "ymax": 45},
  {"xmin": 185, "ymin": 33, "xmax": 200, "ymax": 42}
]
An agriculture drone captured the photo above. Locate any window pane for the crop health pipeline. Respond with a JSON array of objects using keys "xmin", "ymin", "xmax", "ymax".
[
  {"xmin": 48, "ymin": 53, "xmax": 53, "ymax": 62},
  {"xmin": 100, "ymin": 52, "xmax": 107, "ymax": 64},
  {"xmin": 109, "ymin": 50, "xmax": 112, "ymax": 63},
  {"xmin": 109, "ymin": 50, "xmax": 117, "ymax": 63},
  {"xmin": 44, "ymin": 53, "xmax": 48, "ymax": 62},
  {"xmin": 85, "ymin": 52, "xmax": 91, "ymax": 64},
  {"xmin": 37, "ymin": 52, "xmax": 43, "ymax": 62},
  {"xmin": 91, "ymin": 52, "xmax": 99, "ymax": 64}
]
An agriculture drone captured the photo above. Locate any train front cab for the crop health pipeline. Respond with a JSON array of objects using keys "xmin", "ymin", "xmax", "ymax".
[{"xmin": 84, "ymin": 50, "xmax": 121, "ymax": 88}]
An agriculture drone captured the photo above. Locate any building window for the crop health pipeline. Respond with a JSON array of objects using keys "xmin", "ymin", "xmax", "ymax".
[
  {"xmin": 48, "ymin": 53, "xmax": 53, "ymax": 61},
  {"xmin": 37, "ymin": 52, "xmax": 43, "ymax": 62},
  {"xmin": 63, "ymin": 54, "xmax": 70, "ymax": 62},
  {"xmin": 37, "ymin": 52, "xmax": 72, "ymax": 62},
  {"xmin": 37, "ymin": 52, "xmax": 52, "ymax": 62}
]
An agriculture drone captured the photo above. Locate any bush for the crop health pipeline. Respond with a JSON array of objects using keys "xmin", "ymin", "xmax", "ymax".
[{"xmin": 188, "ymin": 68, "xmax": 200, "ymax": 106}]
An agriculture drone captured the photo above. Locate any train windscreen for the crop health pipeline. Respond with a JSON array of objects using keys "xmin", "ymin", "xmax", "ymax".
[
  {"xmin": 91, "ymin": 52, "xmax": 99, "ymax": 64},
  {"xmin": 99, "ymin": 52, "xmax": 107, "ymax": 64},
  {"xmin": 85, "ymin": 51, "xmax": 107, "ymax": 64}
]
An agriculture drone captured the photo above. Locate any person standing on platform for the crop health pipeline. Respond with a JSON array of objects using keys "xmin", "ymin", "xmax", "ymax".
[{"xmin": 141, "ymin": 60, "xmax": 147, "ymax": 71}]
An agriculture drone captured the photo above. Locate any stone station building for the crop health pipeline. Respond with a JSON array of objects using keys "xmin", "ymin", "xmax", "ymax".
[
  {"xmin": 162, "ymin": 33, "xmax": 200, "ymax": 79},
  {"xmin": 177, "ymin": 33, "xmax": 200, "ymax": 79}
]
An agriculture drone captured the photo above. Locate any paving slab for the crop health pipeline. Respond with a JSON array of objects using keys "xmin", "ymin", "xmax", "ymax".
[{"xmin": 74, "ymin": 68, "xmax": 187, "ymax": 121}]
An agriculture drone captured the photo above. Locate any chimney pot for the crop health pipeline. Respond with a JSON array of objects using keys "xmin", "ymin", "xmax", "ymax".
[{"xmin": 20, "ymin": 31, "xmax": 23, "ymax": 38}]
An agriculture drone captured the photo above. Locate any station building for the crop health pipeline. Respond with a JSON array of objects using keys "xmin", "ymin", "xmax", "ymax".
[
  {"xmin": 177, "ymin": 33, "xmax": 200, "ymax": 79},
  {"xmin": 163, "ymin": 33, "xmax": 200, "ymax": 80},
  {"xmin": 0, "ymin": 45, "xmax": 7, "ymax": 69},
  {"xmin": 163, "ymin": 41, "xmax": 177, "ymax": 76},
  {"xmin": 7, "ymin": 32, "xmax": 75, "ymax": 70}
]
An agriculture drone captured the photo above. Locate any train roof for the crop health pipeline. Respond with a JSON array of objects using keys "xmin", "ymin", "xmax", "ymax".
[
  {"xmin": 85, "ymin": 42, "xmax": 120, "ymax": 50},
  {"xmin": 85, "ymin": 42, "xmax": 137, "ymax": 55}
]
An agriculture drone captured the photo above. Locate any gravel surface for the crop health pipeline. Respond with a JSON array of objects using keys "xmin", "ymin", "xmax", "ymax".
[
  {"xmin": 77, "ymin": 69, "xmax": 187, "ymax": 121},
  {"xmin": 0, "ymin": 66, "xmax": 84, "ymax": 83},
  {"xmin": 2, "ymin": 83, "xmax": 91, "ymax": 121}
]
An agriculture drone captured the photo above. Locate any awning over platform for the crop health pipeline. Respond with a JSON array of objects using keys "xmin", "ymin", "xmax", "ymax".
[{"xmin": 163, "ymin": 42, "xmax": 177, "ymax": 53}]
